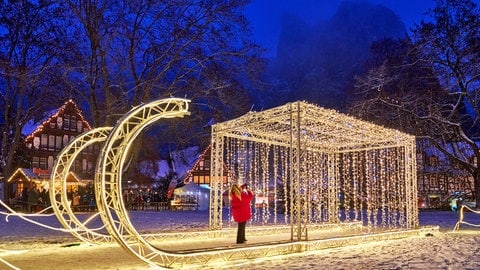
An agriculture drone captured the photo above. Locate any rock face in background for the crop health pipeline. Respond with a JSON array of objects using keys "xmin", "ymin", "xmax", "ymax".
[{"xmin": 259, "ymin": 1, "xmax": 407, "ymax": 111}]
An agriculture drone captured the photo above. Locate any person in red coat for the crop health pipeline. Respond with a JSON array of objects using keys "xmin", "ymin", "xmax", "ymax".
[{"xmin": 230, "ymin": 183, "xmax": 253, "ymax": 244}]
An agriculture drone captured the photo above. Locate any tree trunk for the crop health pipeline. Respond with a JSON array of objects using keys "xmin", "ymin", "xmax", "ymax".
[{"xmin": 474, "ymin": 171, "xmax": 480, "ymax": 209}]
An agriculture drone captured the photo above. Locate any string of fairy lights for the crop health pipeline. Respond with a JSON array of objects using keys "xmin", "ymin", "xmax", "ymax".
[
  {"xmin": 220, "ymin": 137, "xmax": 416, "ymax": 227},
  {"xmin": 453, "ymin": 205, "xmax": 480, "ymax": 231}
]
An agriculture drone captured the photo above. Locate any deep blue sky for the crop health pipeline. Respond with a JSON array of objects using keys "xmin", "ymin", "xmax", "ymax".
[{"xmin": 245, "ymin": 0, "xmax": 439, "ymax": 57}]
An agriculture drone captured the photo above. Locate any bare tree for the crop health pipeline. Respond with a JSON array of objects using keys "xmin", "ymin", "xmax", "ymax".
[
  {"xmin": 55, "ymin": 0, "xmax": 265, "ymax": 189},
  {"xmin": 61, "ymin": 0, "xmax": 265, "ymax": 129},
  {"xmin": 0, "ymin": 1, "xmax": 70, "ymax": 199},
  {"xmin": 351, "ymin": 0, "xmax": 480, "ymax": 206}
]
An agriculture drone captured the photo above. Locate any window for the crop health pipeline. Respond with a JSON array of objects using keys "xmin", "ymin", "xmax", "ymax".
[
  {"xmin": 87, "ymin": 144, "xmax": 93, "ymax": 154},
  {"xmin": 56, "ymin": 136, "xmax": 62, "ymax": 150},
  {"xmin": 87, "ymin": 161, "xmax": 94, "ymax": 173},
  {"xmin": 63, "ymin": 135, "xmax": 69, "ymax": 146},
  {"xmin": 48, "ymin": 156, "xmax": 54, "ymax": 171},
  {"xmin": 82, "ymin": 159, "xmax": 87, "ymax": 173},
  {"xmin": 74, "ymin": 159, "xmax": 81, "ymax": 173},
  {"xmin": 32, "ymin": 157, "xmax": 40, "ymax": 168},
  {"xmin": 15, "ymin": 183, "xmax": 24, "ymax": 199},
  {"xmin": 194, "ymin": 175, "xmax": 210, "ymax": 185},
  {"xmin": 41, "ymin": 134, "xmax": 48, "ymax": 150},
  {"xmin": 70, "ymin": 115, "xmax": 77, "ymax": 131},
  {"xmin": 204, "ymin": 159, "xmax": 210, "ymax": 170},
  {"xmin": 63, "ymin": 114, "xmax": 70, "ymax": 130},
  {"xmin": 33, "ymin": 137, "xmax": 40, "ymax": 149},
  {"xmin": 49, "ymin": 135, "xmax": 55, "ymax": 151},
  {"xmin": 56, "ymin": 117, "xmax": 63, "ymax": 129},
  {"xmin": 77, "ymin": 120, "xmax": 83, "ymax": 132},
  {"xmin": 39, "ymin": 157, "xmax": 47, "ymax": 170}
]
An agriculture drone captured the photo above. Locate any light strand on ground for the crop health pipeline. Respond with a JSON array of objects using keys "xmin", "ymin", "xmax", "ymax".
[
  {"xmin": 0, "ymin": 258, "xmax": 21, "ymax": 270},
  {"xmin": 0, "ymin": 200, "xmax": 106, "ymax": 233},
  {"xmin": 453, "ymin": 205, "xmax": 480, "ymax": 231}
]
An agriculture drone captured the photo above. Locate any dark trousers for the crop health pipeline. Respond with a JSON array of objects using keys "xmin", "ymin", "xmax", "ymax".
[{"xmin": 236, "ymin": 221, "xmax": 246, "ymax": 243}]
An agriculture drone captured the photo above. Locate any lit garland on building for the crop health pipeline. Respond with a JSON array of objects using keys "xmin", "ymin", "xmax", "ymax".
[{"xmin": 24, "ymin": 99, "xmax": 92, "ymax": 145}]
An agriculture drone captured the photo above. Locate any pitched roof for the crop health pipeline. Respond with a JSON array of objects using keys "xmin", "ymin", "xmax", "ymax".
[
  {"xmin": 7, "ymin": 168, "xmax": 41, "ymax": 183},
  {"xmin": 24, "ymin": 99, "xmax": 92, "ymax": 141},
  {"xmin": 182, "ymin": 145, "xmax": 212, "ymax": 182}
]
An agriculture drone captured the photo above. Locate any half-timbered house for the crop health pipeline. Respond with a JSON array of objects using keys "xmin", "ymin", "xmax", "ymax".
[
  {"xmin": 417, "ymin": 140, "xmax": 476, "ymax": 208},
  {"xmin": 6, "ymin": 100, "xmax": 96, "ymax": 207}
]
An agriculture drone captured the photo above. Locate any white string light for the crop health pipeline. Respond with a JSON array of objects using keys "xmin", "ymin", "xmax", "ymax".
[
  {"xmin": 453, "ymin": 205, "xmax": 480, "ymax": 231},
  {"xmin": 0, "ymin": 200, "xmax": 106, "ymax": 233}
]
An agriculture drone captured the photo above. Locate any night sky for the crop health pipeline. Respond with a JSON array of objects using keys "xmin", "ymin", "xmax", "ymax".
[{"xmin": 245, "ymin": 0, "xmax": 452, "ymax": 57}]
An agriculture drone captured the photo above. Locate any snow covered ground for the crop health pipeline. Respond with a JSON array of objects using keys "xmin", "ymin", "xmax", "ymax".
[{"xmin": 1, "ymin": 208, "xmax": 480, "ymax": 269}]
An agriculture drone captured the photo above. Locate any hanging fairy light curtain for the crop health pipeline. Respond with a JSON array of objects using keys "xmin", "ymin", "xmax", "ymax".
[{"xmin": 210, "ymin": 101, "xmax": 418, "ymax": 234}]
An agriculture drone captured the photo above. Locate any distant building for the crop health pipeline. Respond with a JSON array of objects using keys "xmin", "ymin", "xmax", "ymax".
[
  {"xmin": 167, "ymin": 145, "xmax": 231, "ymax": 209},
  {"xmin": 6, "ymin": 100, "xmax": 96, "ymax": 199},
  {"xmin": 416, "ymin": 140, "xmax": 477, "ymax": 208},
  {"xmin": 171, "ymin": 182, "xmax": 210, "ymax": 211},
  {"xmin": 182, "ymin": 145, "xmax": 231, "ymax": 186}
]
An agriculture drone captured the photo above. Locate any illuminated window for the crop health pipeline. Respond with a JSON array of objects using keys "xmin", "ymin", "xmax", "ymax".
[
  {"xmin": 194, "ymin": 175, "xmax": 210, "ymax": 185},
  {"xmin": 15, "ymin": 183, "xmax": 24, "ymax": 198}
]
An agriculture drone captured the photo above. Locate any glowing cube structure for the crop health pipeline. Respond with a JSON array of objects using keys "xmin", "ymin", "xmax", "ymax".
[{"xmin": 210, "ymin": 101, "xmax": 418, "ymax": 240}]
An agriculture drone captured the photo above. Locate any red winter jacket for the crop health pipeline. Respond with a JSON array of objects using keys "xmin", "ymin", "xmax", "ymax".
[{"xmin": 230, "ymin": 190, "xmax": 253, "ymax": 222}]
